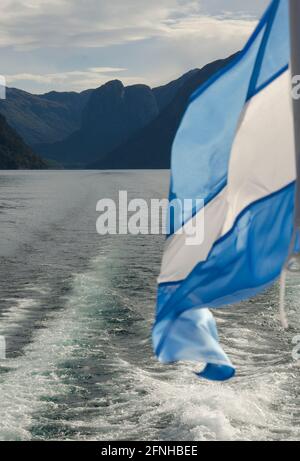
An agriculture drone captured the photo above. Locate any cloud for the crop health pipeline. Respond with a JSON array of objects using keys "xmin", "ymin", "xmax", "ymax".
[
  {"xmin": 198, "ymin": 0, "xmax": 269, "ymax": 18},
  {"xmin": 6, "ymin": 67, "xmax": 143, "ymax": 92},
  {"xmin": 0, "ymin": 0, "xmax": 265, "ymax": 51},
  {"xmin": 160, "ymin": 15, "xmax": 255, "ymax": 41},
  {"xmin": 88, "ymin": 67, "xmax": 126, "ymax": 73},
  {"xmin": 0, "ymin": 0, "xmax": 269, "ymax": 93},
  {"xmin": 0, "ymin": 0, "xmax": 179, "ymax": 50}
]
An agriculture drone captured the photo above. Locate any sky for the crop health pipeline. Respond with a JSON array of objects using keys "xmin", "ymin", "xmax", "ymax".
[{"xmin": 0, "ymin": 0, "xmax": 269, "ymax": 94}]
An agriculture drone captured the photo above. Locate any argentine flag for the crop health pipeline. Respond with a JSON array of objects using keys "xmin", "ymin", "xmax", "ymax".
[{"xmin": 153, "ymin": 0, "xmax": 297, "ymax": 381}]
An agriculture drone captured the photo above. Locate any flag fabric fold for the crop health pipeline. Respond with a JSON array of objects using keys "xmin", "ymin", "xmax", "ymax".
[{"xmin": 153, "ymin": 0, "xmax": 296, "ymax": 381}]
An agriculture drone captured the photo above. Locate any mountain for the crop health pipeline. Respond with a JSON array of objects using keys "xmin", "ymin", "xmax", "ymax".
[
  {"xmin": 35, "ymin": 69, "xmax": 205, "ymax": 167},
  {"xmin": 0, "ymin": 114, "xmax": 47, "ymax": 169},
  {"xmin": 37, "ymin": 80, "xmax": 160, "ymax": 167},
  {"xmin": 90, "ymin": 55, "xmax": 236, "ymax": 169},
  {"xmin": 153, "ymin": 69, "xmax": 200, "ymax": 111},
  {"xmin": 0, "ymin": 87, "xmax": 92, "ymax": 146},
  {"xmin": 0, "ymin": 55, "xmax": 236, "ymax": 169}
]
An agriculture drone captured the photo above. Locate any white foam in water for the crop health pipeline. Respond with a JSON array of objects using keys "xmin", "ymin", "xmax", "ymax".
[
  {"xmin": 0, "ymin": 285, "xmax": 88, "ymax": 440},
  {"xmin": 82, "ymin": 356, "xmax": 294, "ymax": 442},
  {"xmin": 0, "ymin": 298, "xmax": 38, "ymax": 332},
  {"xmin": 0, "ymin": 253, "xmax": 299, "ymax": 441},
  {"xmin": 0, "ymin": 256, "xmax": 114, "ymax": 441}
]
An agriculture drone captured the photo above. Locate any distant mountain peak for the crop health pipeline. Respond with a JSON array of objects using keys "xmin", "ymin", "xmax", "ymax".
[{"xmin": 98, "ymin": 79, "xmax": 124, "ymax": 92}]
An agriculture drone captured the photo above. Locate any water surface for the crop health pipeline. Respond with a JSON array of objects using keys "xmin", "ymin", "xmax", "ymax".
[{"xmin": 0, "ymin": 171, "xmax": 299, "ymax": 441}]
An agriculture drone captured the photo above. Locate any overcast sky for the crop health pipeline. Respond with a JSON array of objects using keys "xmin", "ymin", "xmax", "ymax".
[{"xmin": 0, "ymin": 0, "xmax": 269, "ymax": 94}]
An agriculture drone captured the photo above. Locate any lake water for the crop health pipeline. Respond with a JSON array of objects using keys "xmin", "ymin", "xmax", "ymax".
[{"xmin": 0, "ymin": 170, "xmax": 299, "ymax": 441}]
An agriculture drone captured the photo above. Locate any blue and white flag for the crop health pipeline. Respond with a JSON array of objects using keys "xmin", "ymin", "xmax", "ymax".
[{"xmin": 153, "ymin": 0, "xmax": 296, "ymax": 381}]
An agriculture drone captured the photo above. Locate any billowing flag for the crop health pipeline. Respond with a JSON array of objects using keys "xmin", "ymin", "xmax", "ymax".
[{"xmin": 153, "ymin": 0, "xmax": 296, "ymax": 381}]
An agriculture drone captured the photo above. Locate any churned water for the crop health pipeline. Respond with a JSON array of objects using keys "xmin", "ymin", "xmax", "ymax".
[{"xmin": 0, "ymin": 170, "xmax": 299, "ymax": 441}]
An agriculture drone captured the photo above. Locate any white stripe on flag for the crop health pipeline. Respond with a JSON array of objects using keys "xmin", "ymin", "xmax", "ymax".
[
  {"xmin": 158, "ymin": 188, "xmax": 228, "ymax": 284},
  {"xmin": 223, "ymin": 69, "xmax": 295, "ymax": 234},
  {"xmin": 159, "ymin": 70, "xmax": 296, "ymax": 285}
]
